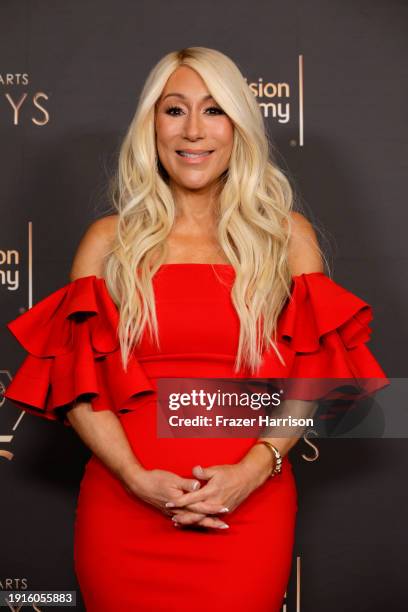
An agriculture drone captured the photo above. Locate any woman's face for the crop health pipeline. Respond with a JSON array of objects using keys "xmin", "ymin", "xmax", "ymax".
[{"xmin": 155, "ymin": 66, "xmax": 234, "ymax": 192}]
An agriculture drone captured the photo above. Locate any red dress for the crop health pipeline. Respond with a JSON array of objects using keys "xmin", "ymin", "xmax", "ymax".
[{"xmin": 4, "ymin": 264, "xmax": 389, "ymax": 612}]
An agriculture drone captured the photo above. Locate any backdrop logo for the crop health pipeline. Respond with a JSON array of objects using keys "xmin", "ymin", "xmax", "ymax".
[
  {"xmin": 302, "ymin": 430, "xmax": 320, "ymax": 461},
  {"xmin": 0, "ymin": 73, "xmax": 50, "ymax": 126},
  {"xmin": 246, "ymin": 77, "xmax": 291, "ymax": 123},
  {"xmin": 0, "ymin": 577, "xmax": 28, "ymax": 590},
  {"xmin": 246, "ymin": 55, "xmax": 305, "ymax": 146},
  {"xmin": 0, "ymin": 248, "xmax": 20, "ymax": 290}
]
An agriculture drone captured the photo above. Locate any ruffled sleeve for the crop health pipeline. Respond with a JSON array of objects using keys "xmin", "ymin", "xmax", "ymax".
[
  {"xmin": 3, "ymin": 275, "xmax": 155, "ymax": 426},
  {"xmin": 257, "ymin": 272, "xmax": 389, "ymax": 399}
]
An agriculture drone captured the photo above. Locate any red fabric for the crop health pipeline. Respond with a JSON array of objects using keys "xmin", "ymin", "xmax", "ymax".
[
  {"xmin": 4, "ymin": 268, "xmax": 388, "ymax": 424},
  {"xmin": 4, "ymin": 275, "xmax": 155, "ymax": 424},
  {"xmin": 256, "ymin": 271, "xmax": 389, "ymax": 398},
  {"xmin": 3, "ymin": 265, "xmax": 388, "ymax": 611}
]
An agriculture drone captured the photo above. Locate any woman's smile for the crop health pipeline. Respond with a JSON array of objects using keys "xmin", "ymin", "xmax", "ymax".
[{"xmin": 176, "ymin": 149, "xmax": 215, "ymax": 163}]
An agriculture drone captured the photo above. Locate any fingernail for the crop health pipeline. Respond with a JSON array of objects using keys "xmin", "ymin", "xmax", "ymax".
[
  {"xmin": 173, "ymin": 521, "xmax": 180, "ymax": 527},
  {"xmin": 192, "ymin": 481, "xmax": 200, "ymax": 490},
  {"xmin": 219, "ymin": 507, "xmax": 229, "ymax": 513},
  {"xmin": 218, "ymin": 523, "xmax": 229, "ymax": 529},
  {"xmin": 171, "ymin": 515, "xmax": 178, "ymax": 522},
  {"xmin": 166, "ymin": 502, "xmax": 175, "ymax": 507}
]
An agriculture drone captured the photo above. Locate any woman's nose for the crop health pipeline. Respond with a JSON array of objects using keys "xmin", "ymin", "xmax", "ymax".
[{"xmin": 183, "ymin": 110, "xmax": 205, "ymax": 140}]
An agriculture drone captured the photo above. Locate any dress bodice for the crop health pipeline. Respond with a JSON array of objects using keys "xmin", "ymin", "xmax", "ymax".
[
  {"xmin": 136, "ymin": 264, "xmax": 239, "ymax": 358},
  {"xmin": 4, "ymin": 264, "xmax": 389, "ymax": 426}
]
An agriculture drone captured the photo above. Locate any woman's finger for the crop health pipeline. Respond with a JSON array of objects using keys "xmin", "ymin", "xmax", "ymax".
[
  {"xmin": 171, "ymin": 511, "xmax": 207, "ymax": 525},
  {"xmin": 191, "ymin": 465, "xmax": 217, "ymax": 480},
  {"xmin": 177, "ymin": 501, "xmax": 230, "ymax": 515},
  {"xmin": 196, "ymin": 516, "xmax": 230, "ymax": 530},
  {"xmin": 177, "ymin": 478, "xmax": 201, "ymax": 492},
  {"xmin": 172, "ymin": 512, "xmax": 229, "ymax": 529},
  {"xmin": 166, "ymin": 487, "xmax": 210, "ymax": 508}
]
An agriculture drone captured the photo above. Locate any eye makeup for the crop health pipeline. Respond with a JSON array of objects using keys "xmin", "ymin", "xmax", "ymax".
[{"xmin": 164, "ymin": 105, "xmax": 225, "ymax": 116}]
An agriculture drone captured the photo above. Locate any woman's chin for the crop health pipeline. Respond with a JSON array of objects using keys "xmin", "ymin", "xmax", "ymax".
[{"xmin": 171, "ymin": 174, "xmax": 220, "ymax": 192}]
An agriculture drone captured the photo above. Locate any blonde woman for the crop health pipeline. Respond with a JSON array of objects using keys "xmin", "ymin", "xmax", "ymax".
[{"xmin": 5, "ymin": 47, "xmax": 388, "ymax": 611}]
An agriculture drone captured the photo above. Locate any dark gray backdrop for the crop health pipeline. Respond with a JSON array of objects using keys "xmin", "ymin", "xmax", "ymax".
[{"xmin": 1, "ymin": 1, "xmax": 407, "ymax": 610}]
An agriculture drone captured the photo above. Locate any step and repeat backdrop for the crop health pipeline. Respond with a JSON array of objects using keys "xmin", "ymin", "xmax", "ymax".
[{"xmin": 1, "ymin": 1, "xmax": 407, "ymax": 611}]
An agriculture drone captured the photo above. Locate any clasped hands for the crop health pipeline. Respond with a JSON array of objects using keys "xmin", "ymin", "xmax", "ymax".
[{"xmin": 129, "ymin": 458, "xmax": 271, "ymax": 530}]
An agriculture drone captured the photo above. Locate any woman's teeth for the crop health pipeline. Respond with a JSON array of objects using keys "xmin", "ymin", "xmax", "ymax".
[{"xmin": 177, "ymin": 151, "xmax": 213, "ymax": 158}]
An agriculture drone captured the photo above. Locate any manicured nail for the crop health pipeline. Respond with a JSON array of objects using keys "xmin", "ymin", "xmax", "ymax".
[
  {"xmin": 219, "ymin": 507, "xmax": 229, "ymax": 513},
  {"xmin": 192, "ymin": 481, "xmax": 200, "ymax": 490},
  {"xmin": 166, "ymin": 502, "xmax": 175, "ymax": 508},
  {"xmin": 218, "ymin": 523, "xmax": 229, "ymax": 529},
  {"xmin": 171, "ymin": 515, "xmax": 178, "ymax": 522}
]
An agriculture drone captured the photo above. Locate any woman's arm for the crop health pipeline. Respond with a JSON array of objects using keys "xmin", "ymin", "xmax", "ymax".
[
  {"xmin": 238, "ymin": 212, "xmax": 324, "ymax": 478},
  {"xmin": 68, "ymin": 398, "xmax": 217, "ymax": 524},
  {"xmin": 66, "ymin": 401, "xmax": 203, "ymax": 515},
  {"xmin": 67, "ymin": 401, "xmax": 145, "ymax": 491},
  {"xmin": 67, "ymin": 218, "xmax": 230, "ymax": 528},
  {"xmin": 67, "ymin": 218, "xmax": 147, "ymax": 490},
  {"xmin": 67, "ymin": 218, "xmax": 148, "ymax": 493}
]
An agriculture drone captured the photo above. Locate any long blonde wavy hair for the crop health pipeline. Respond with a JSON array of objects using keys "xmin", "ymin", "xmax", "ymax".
[{"xmin": 102, "ymin": 46, "xmax": 315, "ymax": 375}]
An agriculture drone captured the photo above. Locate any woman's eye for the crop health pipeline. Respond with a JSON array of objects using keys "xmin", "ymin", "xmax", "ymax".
[
  {"xmin": 165, "ymin": 106, "xmax": 183, "ymax": 116},
  {"xmin": 206, "ymin": 106, "xmax": 224, "ymax": 115},
  {"xmin": 165, "ymin": 106, "xmax": 224, "ymax": 116}
]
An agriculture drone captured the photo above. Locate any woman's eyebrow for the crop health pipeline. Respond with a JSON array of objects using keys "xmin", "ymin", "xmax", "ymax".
[{"xmin": 160, "ymin": 92, "xmax": 215, "ymax": 102}]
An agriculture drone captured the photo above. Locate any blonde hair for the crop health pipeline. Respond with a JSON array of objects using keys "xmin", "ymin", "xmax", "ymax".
[{"xmin": 102, "ymin": 46, "xmax": 316, "ymax": 374}]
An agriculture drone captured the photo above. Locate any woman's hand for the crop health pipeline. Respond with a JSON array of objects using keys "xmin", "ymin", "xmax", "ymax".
[
  {"xmin": 124, "ymin": 467, "xmax": 231, "ymax": 529},
  {"xmin": 124, "ymin": 467, "xmax": 201, "ymax": 512},
  {"xmin": 164, "ymin": 458, "xmax": 271, "ymax": 527}
]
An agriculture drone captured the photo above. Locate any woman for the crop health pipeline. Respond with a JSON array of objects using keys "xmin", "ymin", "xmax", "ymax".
[{"xmin": 4, "ymin": 47, "xmax": 388, "ymax": 611}]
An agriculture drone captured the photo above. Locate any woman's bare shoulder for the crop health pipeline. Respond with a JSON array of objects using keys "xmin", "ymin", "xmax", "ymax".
[
  {"xmin": 69, "ymin": 214, "xmax": 118, "ymax": 281},
  {"xmin": 286, "ymin": 211, "xmax": 324, "ymax": 275},
  {"xmin": 91, "ymin": 213, "xmax": 119, "ymax": 236}
]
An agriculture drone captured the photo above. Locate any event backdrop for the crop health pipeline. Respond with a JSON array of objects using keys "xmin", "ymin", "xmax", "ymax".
[{"xmin": 1, "ymin": 1, "xmax": 407, "ymax": 610}]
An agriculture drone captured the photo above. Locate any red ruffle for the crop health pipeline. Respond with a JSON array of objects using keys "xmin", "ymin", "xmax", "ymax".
[
  {"xmin": 256, "ymin": 272, "xmax": 389, "ymax": 397},
  {"xmin": 4, "ymin": 272, "xmax": 389, "ymax": 424},
  {"xmin": 4, "ymin": 276, "xmax": 155, "ymax": 426}
]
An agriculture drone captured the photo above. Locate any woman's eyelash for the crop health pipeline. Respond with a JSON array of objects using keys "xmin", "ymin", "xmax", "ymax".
[{"xmin": 165, "ymin": 105, "xmax": 224, "ymax": 116}]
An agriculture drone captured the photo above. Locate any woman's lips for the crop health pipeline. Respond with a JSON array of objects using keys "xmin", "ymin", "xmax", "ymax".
[{"xmin": 176, "ymin": 150, "xmax": 214, "ymax": 163}]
